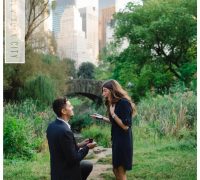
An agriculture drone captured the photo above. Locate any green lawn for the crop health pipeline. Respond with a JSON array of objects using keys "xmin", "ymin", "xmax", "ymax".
[
  {"xmin": 4, "ymin": 135, "xmax": 196, "ymax": 180},
  {"xmin": 100, "ymin": 138, "xmax": 196, "ymax": 180},
  {"xmin": 4, "ymin": 150, "xmax": 50, "ymax": 180}
]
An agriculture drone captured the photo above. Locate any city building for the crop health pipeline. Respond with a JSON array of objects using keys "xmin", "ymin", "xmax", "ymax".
[
  {"xmin": 52, "ymin": 0, "xmax": 76, "ymax": 38},
  {"xmin": 53, "ymin": 0, "xmax": 99, "ymax": 66},
  {"xmin": 99, "ymin": 5, "xmax": 115, "ymax": 52},
  {"xmin": 57, "ymin": 6, "xmax": 93, "ymax": 67},
  {"xmin": 99, "ymin": 0, "xmax": 142, "ymax": 53},
  {"xmin": 79, "ymin": 6, "xmax": 98, "ymax": 63}
]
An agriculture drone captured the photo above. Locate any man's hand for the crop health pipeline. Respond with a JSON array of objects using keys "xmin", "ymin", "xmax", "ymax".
[
  {"xmin": 78, "ymin": 139, "xmax": 89, "ymax": 148},
  {"xmin": 87, "ymin": 142, "xmax": 97, "ymax": 149}
]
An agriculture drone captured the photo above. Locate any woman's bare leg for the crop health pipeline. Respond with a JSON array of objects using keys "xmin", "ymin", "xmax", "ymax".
[
  {"xmin": 113, "ymin": 167, "xmax": 118, "ymax": 179},
  {"xmin": 115, "ymin": 166, "xmax": 126, "ymax": 180}
]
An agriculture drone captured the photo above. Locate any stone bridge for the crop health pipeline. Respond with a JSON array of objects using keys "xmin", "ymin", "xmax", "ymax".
[{"xmin": 65, "ymin": 79, "xmax": 103, "ymax": 104}]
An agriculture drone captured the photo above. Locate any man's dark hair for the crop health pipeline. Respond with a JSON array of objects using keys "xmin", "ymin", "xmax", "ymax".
[{"xmin": 52, "ymin": 97, "xmax": 68, "ymax": 117}]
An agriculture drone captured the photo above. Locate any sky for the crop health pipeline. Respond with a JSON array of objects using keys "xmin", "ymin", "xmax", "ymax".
[{"xmin": 76, "ymin": 0, "xmax": 98, "ymax": 9}]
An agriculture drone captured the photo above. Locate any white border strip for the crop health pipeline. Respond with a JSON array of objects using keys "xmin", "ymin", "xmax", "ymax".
[
  {"xmin": 5, "ymin": 0, "xmax": 25, "ymax": 63},
  {"xmin": 0, "ymin": 0, "xmax": 3, "ymax": 179}
]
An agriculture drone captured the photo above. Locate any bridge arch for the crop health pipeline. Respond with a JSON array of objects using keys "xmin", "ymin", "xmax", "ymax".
[{"xmin": 65, "ymin": 79, "xmax": 103, "ymax": 104}]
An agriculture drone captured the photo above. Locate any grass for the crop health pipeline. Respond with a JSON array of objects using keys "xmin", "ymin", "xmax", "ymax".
[
  {"xmin": 3, "ymin": 91, "xmax": 197, "ymax": 179},
  {"xmin": 97, "ymin": 155, "xmax": 112, "ymax": 164},
  {"xmin": 4, "ymin": 149, "xmax": 50, "ymax": 180},
  {"xmin": 4, "ymin": 123, "xmax": 196, "ymax": 180},
  {"xmin": 100, "ymin": 136, "xmax": 196, "ymax": 180},
  {"xmin": 4, "ymin": 126, "xmax": 196, "ymax": 180},
  {"xmin": 4, "ymin": 138, "xmax": 197, "ymax": 180}
]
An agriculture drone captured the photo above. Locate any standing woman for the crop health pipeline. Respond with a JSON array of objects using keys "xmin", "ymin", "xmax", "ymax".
[{"xmin": 98, "ymin": 79, "xmax": 136, "ymax": 180}]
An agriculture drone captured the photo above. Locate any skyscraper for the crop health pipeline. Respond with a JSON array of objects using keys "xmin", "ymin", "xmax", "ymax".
[
  {"xmin": 79, "ymin": 5, "xmax": 98, "ymax": 63},
  {"xmin": 52, "ymin": 0, "xmax": 76, "ymax": 37},
  {"xmin": 99, "ymin": 5, "xmax": 115, "ymax": 51},
  {"xmin": 99, "ymin": 0, "xmax": 142, "ymax": 53},
  {"xmin": 57, "ymin": 6, "xmax": 93, "ymax": 67},
  {"xmin": 53, "ymin": 0, "xmax": 99, "ymax": 66}
]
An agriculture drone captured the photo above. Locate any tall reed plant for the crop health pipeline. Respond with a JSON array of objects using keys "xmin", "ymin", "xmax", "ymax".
[{"xmin": 134, "ymin": 91, "xmax": 196, "ymax": 137}]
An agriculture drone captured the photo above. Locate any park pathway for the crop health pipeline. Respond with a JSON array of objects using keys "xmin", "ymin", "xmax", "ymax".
[{"xmin": 86, "ymin": 146, "xmax": 112, "ymax": 180}]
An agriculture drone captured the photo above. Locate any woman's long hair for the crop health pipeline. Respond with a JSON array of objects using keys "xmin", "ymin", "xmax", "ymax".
[{"xmin": 102, "ymin": 79, "xmax": 136, "ymax": 116}]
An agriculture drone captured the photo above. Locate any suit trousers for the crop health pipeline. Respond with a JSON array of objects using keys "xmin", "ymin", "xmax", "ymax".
[{"xmin": 80, "ymin": 160, "xmax": 93, "ymax": 180}]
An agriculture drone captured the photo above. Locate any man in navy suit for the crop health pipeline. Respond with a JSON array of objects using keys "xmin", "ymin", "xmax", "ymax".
[{"xmin": 47, "ymin": 97, "xmax": 96, "ymax": 180}]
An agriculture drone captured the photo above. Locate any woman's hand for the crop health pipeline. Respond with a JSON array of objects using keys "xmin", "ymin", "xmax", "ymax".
[
  {"xmin": 110, "ymin": 104, "xmax": 129, "ymax": 131},
  {"xmin": 90, "ymin": 114, "xmax": 111, "ymax": 124},
  {"xmin": 110, "ymin": 104, "xmax": 115, "ymax": 116}
]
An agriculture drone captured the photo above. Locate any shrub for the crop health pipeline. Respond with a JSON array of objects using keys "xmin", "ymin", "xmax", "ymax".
[
  {"xmin": 70, "ymin": 98, "xmax": 106, "ymax": 132},
  {"xmin": 4, "ymin": 100, "xmax": 54, "ymax": 157},
  {"xmin": 20, "ymin": 74, "xmax": 56, "ymax": 105},
  {"xmin": 4, "ymin": 115, "xmax": 36, "ymax": 159},
  {"xmin": 70, "ymin": 114, "xmax": 93, "ymax": 132},
  {"xmin": 4, "ymin": 99, "xmax": 39, "ymax": 119},
  {"xmin": 135, "ymin": 91, "xmax": 197, "ymax": 137},
  {"xmin": 81, "ymin": 125, "xmax": 111, "ymax": 148}
]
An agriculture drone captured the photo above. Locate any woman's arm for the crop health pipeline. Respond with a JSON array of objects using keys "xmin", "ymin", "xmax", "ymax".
[
  {"xmin": 90, "ymin": 114, "xmax": 111, "ymax": 124},
  {"xmin": 111, "ymin": 113, "xmax": 129, "ymax": 130},
  {"xmin": 110, "ymin": 105, "xmax": 129, "ymax": 130},
  {"xmin": 102, "ymin": 116, "xmax": 110, "ymax": 123}
]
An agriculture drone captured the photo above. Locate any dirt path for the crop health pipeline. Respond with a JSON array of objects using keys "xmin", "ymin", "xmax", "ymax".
[{"xmin": 86, "ymin": 146, "xmax": 112, "ymax": 180}]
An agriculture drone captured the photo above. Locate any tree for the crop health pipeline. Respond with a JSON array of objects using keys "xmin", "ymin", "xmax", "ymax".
[
  {"xmin": 4, "ymin": 48, "xmax": 77, "ymax": 102},
  {"xmin": 25, "ymin": 0, "xmax": 50, "ymax": 43},
  {"xmin": 96, "ymin": 46, "xmax": 115, "ymax": 80},
  {"xmin": 77, "ymin": 62, "xmax": 95, "ymax": 79},
  {"xmin": 105, "ymin": 0, "xmax": 196, "ymax": 99}
]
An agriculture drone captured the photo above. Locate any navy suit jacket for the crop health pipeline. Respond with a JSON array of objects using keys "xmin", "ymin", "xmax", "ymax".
[{"xmin": 46, "ymin": 119, "xmax": 89, "ymax": 180}]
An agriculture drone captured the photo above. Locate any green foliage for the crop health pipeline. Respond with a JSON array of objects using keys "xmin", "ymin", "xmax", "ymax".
[
  {"xmin": 77, "ymin": 62, "xmax": 95, "ymax": 79},
  {"xmin": 70, "ymin": 98, "xmax": 107, "ymax": 132},
  {"xmin": 3, "ymin": 90, "xmax": 196, "ymax": 179},
  {"xmin": 4, "ymin": 115, "xmax": 36, "ymax": 159},
  {"xmin": 70, "ymin": 114, "xmax": 93, "ymax": 132},
  {"xmin": 20, "ymin": 74, "xmax": 56, "ymax": 105},
  {"xmin": 102, "ymin": 0, "xmax": 197, "ymax": 100},
  {"xmin": 4, "ymin": 99, "xmax": 55, "ymax": 158},
  {"xmin": 135, "ymin": 91, "xmax": 197, "ymax": 137},
  {"xmin": 81, "ymin": 125, "xmax": 111, "ymax": 148},
  {"xmin": 4, "ymin": 99, "xmax": 54, "ymax": 122},
  {"xmin": 94, "ymin": 60, "xmax": 113, "ymax": 81},
  {"xmin": 69, "ymin": 97, "xmax": 84, "ymax": 106},
  {"xmin": 4, "ymin": 47, "xmax": 76, "ymax": 103}
]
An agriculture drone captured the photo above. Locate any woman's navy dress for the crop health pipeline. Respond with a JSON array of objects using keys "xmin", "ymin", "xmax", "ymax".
[{"xmin": 110, "ymin": 98, "xmax": 133, "ymax": 170}]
